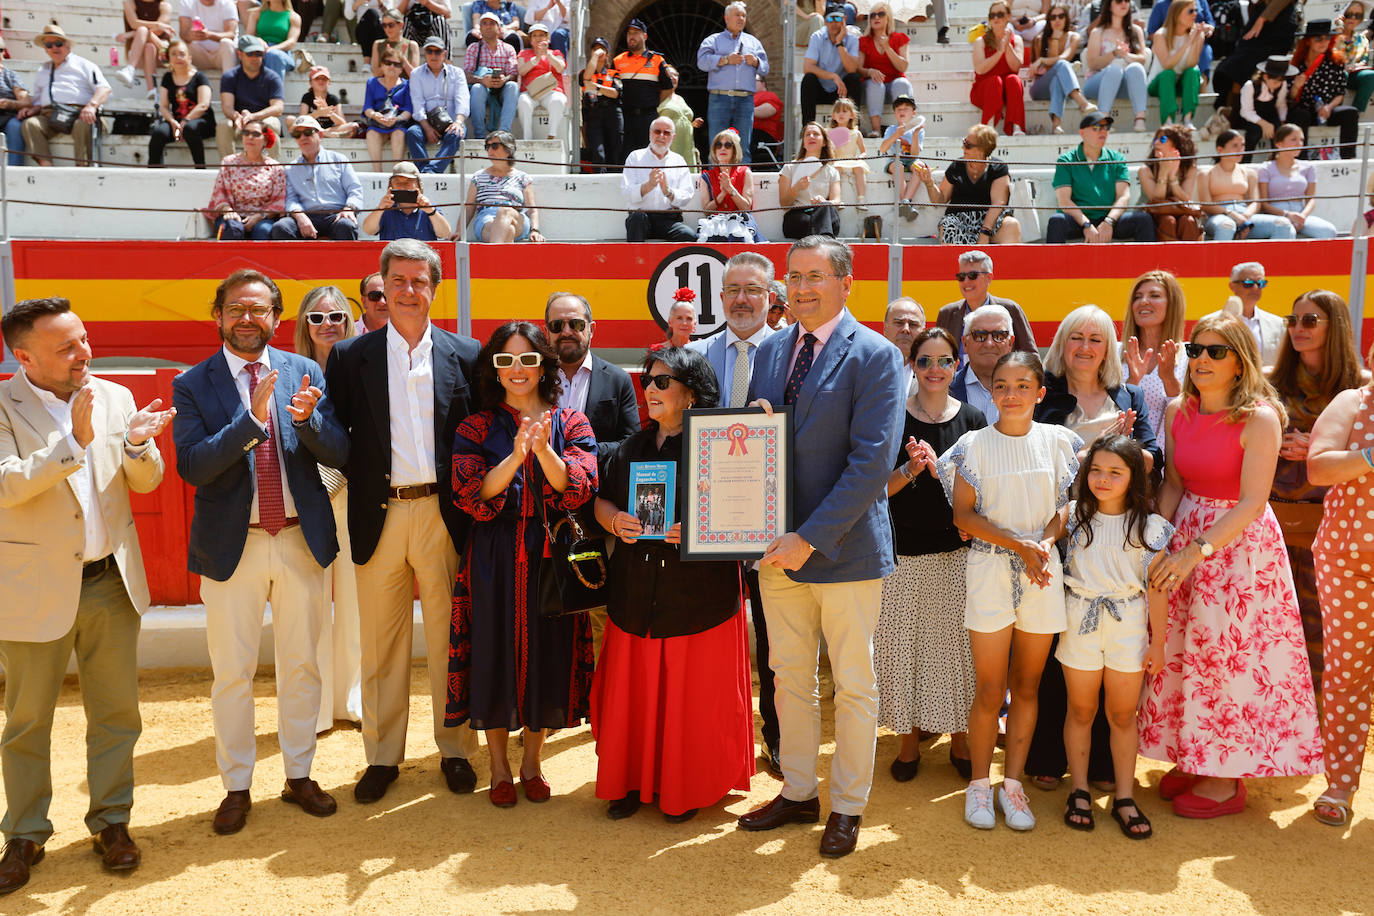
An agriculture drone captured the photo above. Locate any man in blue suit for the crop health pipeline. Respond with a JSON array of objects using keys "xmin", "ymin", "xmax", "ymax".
[
  {"xmin": 737, "ymin": 237, "xmax": 904, "ymax": 859},
  {"xmin": 172, "ymin": 269, "xmax": 349, "ymax": 836}
]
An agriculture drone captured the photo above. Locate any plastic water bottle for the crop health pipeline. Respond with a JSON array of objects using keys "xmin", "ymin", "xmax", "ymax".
[{"xmin": 110, "ymin": 47, "xmax": 119, "ymax": 67}]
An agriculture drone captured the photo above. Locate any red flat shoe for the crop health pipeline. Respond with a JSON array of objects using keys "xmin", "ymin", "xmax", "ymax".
[
  {"xmin": 1172, "ymin": 780, "xmax": 1246, "ymax": 819},
  {"xmin": 1158, "ymin": 768, "xmax": 1195, "ymax": 801},
  {"xmin": 489, "ymin": 780, "xmax": 518, "ymax": 808},
  {"xmin": 520, "ymin": 774, "xmax": 551, "ymax": 803}
]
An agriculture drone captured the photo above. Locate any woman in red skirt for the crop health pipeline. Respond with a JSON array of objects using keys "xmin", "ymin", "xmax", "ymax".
[{"xmin": 591, "ymin": 346, "xmax": 755, "ymax": 822}]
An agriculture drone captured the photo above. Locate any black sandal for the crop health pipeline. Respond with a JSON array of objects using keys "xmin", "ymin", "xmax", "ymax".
[
  {"xmin": 1111, "ymin": 797, "xmax": 1153, "ymax": 839},
  {"xmin": 1064, "ymin": 788, "xmax": 1094, "ymax": 831}
]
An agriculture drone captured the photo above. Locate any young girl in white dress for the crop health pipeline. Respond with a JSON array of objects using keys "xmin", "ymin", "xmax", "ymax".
[
  {"xmin": 939, "ymin": 351, "xmax": 1081, "ymax": 832},
  {"xmin": 1058, "ymin": 434, "xmax": 1172, "ymax": 840},
  {"xmin": 828, "ymin": 98, "xmax": 869, "ymax": 210}
]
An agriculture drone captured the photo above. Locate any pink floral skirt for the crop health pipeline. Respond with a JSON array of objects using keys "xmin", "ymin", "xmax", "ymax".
[{"xmin": 1137, "ymin": 492, "xmax": 1322, "ymax": 777}]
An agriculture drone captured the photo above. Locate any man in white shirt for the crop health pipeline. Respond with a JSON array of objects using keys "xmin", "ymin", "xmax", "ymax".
[
  {"xmin": 525, "ymin": 0, "xmax": 570, "ymax": 53},
  {"xmin": 179, "ymin": 0, "xmax": 239, "ymax": 72},
  {"xmin": 950, "ymin": 304, "xmax": 1015, "ymax": 424},
  {"xmin": 621, "ymin": 115, "xmax": 697, "ymax": 242},
  {"xmin": 18, "ymin": 24, "xmax": 111, "ymax": 168},
  {"xmin": 544, "ymin": 292, "xmax": 640, "ymax": 466},
  {"xmin": 1201, "ymin": 260, "xmax": 1285, "ymax": 367}
]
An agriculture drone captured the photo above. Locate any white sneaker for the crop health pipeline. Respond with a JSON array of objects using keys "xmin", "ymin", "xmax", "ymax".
[
  {"xmin": 116, "ymin": 65, "xmax": 136, "ymax": 88},
  {"xmin": 965, "ymin": 784, "xmax": 996, "ymax": 829},
  {"xmin": 998, "ymin": 784, "xmax": 1036, "ymax": 831},
  {"xmin": 146, "ymin": 88, "xmax": 157, "ymax": 101}
]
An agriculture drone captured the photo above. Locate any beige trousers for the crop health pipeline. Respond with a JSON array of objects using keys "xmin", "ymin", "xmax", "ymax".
[{"xmin": 20, "ymin": 114, "xmax": 95, "ymax": 166}]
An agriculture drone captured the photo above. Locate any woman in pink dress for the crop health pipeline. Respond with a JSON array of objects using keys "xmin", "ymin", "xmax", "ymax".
[{"xmin": 1140, "ymin": 312, "xmax": 1322, "ymax": 818}]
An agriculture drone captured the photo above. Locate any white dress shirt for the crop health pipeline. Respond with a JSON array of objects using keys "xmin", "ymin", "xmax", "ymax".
[
  {"xmin": 32, "ymin": 54, "xmax": 109, "ymax": 108},
  {"xmin": 386, "ymin": 322, "xmax": 437, "ymax": 487},
  {"xmin": 556, "ymin": 351, "xmax": 593, "ymax": 414},
  {"xmin": 621, "ymin": 145, "xmax": 696, "ymax": 212},
  {"xmin": 221, "ymin": 346, "xmax": 299, "ymax": 522}
]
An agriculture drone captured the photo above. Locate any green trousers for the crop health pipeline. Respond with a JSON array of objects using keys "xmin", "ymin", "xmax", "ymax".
[{"xmin": 1148, "ymin": 67, "xmax": 1202, "ymax": 121}]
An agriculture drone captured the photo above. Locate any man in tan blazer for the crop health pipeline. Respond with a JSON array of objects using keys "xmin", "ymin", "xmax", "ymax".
[{"xmin": 0, "ymin": 298, "xmax": 174, "ymax": 895}]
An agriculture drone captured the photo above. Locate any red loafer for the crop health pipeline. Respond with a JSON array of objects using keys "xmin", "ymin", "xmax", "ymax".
[
  {"xmin": 1157, "ymin": 768, "xmax": 1196, "ymax": 801},
  {"xmin": 1172, "ymin": 780, "xmax": 1246, "ymax": 819},
  {"xmin": 489, "ymin": 780, "xmax": 518, "ymax": 808},
  {"xmin": 520, "ymin": 774, "xmax": 551, "ymax": 803}
]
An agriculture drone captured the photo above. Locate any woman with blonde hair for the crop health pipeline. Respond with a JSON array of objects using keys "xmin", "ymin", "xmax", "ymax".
[
  {"xmin": 699, "ymin": 128, "xmax": 766, "ymax": 242},
  {"xmin": 1122, "ymin": 269, "xmax": 1188, "ymax": 448},
  {"xmin": 917, "ymin": 124, "xmax": 1021, "ymax": 244},
  {"xmin": 1147, "ymin": 0, "xmax": 1210, "ymax": 129},
  {"xmin": 859, "ymin": 1, "xmax": 914, "ymax": 136},
  {"xmin": 1139, "ymin": 312, "xmax": 1322, "ymax": 818},
  {"xmin": 971, "ymin": 1, "xmax": 1027, "ymax": 135}
]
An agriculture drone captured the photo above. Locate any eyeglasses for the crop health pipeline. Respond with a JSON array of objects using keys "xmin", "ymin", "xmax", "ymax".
[
  {"xmin": 424, "ymin": 48, "xmax": 446, "ymax": 54},
  {"xmin": 305, "ymin": 310, "xmax": 348, "ymax": 326},
  {"xmin": 365, "ymin": 289, "xmax": 385, "ymax": 302},
  {"xmin": 492, "ymin": 352, "xmax": 543, "ymax": 369},
  {"xmin": 968, "ymin": 328, "xmax": 1011, "ymax": 343},
  {"xmin": 244, "ymin": 51, "xmax": 265, "ymax": 57},
  {"xmin": 547, "ymin": 318, "xmax": 588, "ymax": 334},
  {"xmin": 1049, "ymin": 12, "xmax": 1068, "ymax": 19},
  {"xmin": 988, "ymin": 10, "xmax": 1010, "ymax": 19},
  {"xmin": 1286, "ymin": 313, "xmax": 1329, "ymax": 328},
  {"xmin": 384, "ymin": 60, "xmax": 403, "ymax": 67},
  {"xmin": 484, "ymin": 141, "xmax": 506, "ymax": 150},
  {"xmin": 384, "ymin": 20, "xmax": 401, "ymax": 27},
  {"xmin": 1235, "ymin": 278, "xmax": 1268, "ymax": 288},
  {"xmin": 714, "ymin": 140, "xmax": 734, "ymax": 149},
  {"xmin": 1153, "ymin": 135, "xmax": 1170, "ymax": 144},
  {"xmin": 241, "ymin": 129, "xmax": 264, "ymax": 138},
  {"xmin": 723, "ymin": 284, "xmax": 768, "ymax": 298},
  {"xmin": 825, "ymin": 13, "xmax": 846, "ymax": 21},
  {"xmin": 295, "ymin": 128, "xmax": 319, "ymax": 136},
  {"xmin": 870, "ymin": 10, "xmax": 887, "ymax": 16},
  {"xmin": 785, "ymin": 271, "xmax": 838, "ymax": 287},
  {"xmin": 650, "ymin": 128, "xmax": 674, "ymax": 136},
  {"xmin": 223, "ymin": 304, "xmax": 276, "ymax": 320},
  {"xmin": 914, "ymin": 355, "xmax": 958, "ymax": 369},
  {"xmin": 1183, "ymin": 342, "xmax": 1238, "ymax": 360},
  {"xmin": 638, "ymin": 373, "xmax": 686, "ymax": 391},
  {"xmin": 43, "ymin": 41, "xmax": 65, "ymax": 49},
  {"xmin": 954, "ymin": 270, "xmax": 986, "ymax": 281},
  {"xmin": 961, "ymin": 138, "xmax": 978, "ymax": 150}
]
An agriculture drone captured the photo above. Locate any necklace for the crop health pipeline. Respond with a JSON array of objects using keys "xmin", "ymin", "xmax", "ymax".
[{"xmin": 913, "ymin": 395, "xmax": 950, "ymax": 423}]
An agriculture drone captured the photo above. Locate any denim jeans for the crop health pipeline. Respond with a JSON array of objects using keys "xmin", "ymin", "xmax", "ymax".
[
  {"xmin": 1203, "ymin": 206, "xmax": 1297, "ymax": 241},
  {"xmin": 214, "ymin": 216, "xmax": 275, "ymax": 240},
  {"xmin": 263, "ymin": 48, "xmax": 294, "ymax": 82},
  {"xmin": 468, "ymin": 81, "xmax": 518, "ymax": 138},
  {"xmin": 1082, "ymin": 61, "xmax": 1148, "ymax": 116},
  {"xmin": 863, "ymin": 77, "xmax": 914, "ymax": 125},
  {"xmin": 0, "ymin": 115, "xmax": 25, "ymax": 166},
  {"xmin": 1029, "ymin": 60, "xmax": 1080, "ymax": 120},
  {"xmin": 404, "ymin": 122, "xmax": 462, "ymax": 173},
  {"xmin": 706, "ymin": 92, "xmax": 755, "ymax": 159}
]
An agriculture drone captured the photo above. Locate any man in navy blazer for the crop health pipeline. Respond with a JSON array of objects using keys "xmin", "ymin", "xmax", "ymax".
[
  {"xmin": 324, "ymin": 239, "xmax": 482, "ymax": 804},
  {"xmin": 172, "ymin": 269, "xmax": 349, "ymax": 836},
  {"xmin": 737, "ymin": 237, "xmax": 904, "ymax": 859}
]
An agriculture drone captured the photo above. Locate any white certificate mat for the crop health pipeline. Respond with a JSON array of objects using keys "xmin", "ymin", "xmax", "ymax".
[{"xmin": 682, "ymin": 406, "xmax": 792, "ymax": 560}]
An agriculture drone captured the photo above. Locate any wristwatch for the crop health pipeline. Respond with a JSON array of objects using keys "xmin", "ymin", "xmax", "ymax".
[
  {"xmin": 1080, "ymin": 219, "xmax": 1092, "ymax": 230},
  {"xmin": 979, "ymin": 227, "xmax": 995, "ymax": 238},
  {"xmin": 1194, "ymin": 536, "xmax": 1214, "ymax": 558},
  {"xmin": 1102, "ymin": 216, "xmax": 1116, "ymax": 226},
  {"xmin": 900, "ymin": 462, "xmax": 917, "ymax": 482}
]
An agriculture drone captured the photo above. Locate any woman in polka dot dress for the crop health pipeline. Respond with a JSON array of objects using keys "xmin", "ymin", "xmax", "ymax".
[{"xmin": 1306, "ymin": 351, "xmax": 1374, "ymax": 827}]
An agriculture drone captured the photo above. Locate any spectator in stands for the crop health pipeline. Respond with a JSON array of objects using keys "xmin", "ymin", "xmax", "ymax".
[
  {"xmin": 363, "ymin": 48, "xmax": 413, "ymax": 166},
  {"xmin": 318, "ymin": 0, "xmax": 356, "ymax": 46},
  {"xmin": 1234, "ymin": 55, "xmax": 1294, "ymax": 159},
  {"xmin": 802, "ymin": 4, "xmax": 862, "ymax": 126},
  {"xmin": 768, "ymin": 281, "xmax": 791, "ymax": 329},
  {"xmin": 271, "ymin": 116, "xmax": 363, "ymax": 239},
  {"xmin": 949, "ymin": 304, "xmax": 1015, "ymax": 422},
  {"xmin": 526, "ymin": 1, "xmax": 570, "ymax": 54},
  {"xmin": 1336, "ymin": 2, "xmax": 1374, "ymax": 111},
  {"xmin": 1047, "ymin": 112, "xmax": 1156, "ymax": 243},
  {"xmin": 751, "ymin": 75, "xmax": 783, "ymax": 168},
  {"xmin": 407, "ymin": 38, "xmax": 468, "ymax": 172},
  {"xmin": 1258, "ymin": 123, "xmax": 1340, "ymax": 238},
  {"xmin": 581, "ymin": 37, "xmax": 623, "ymax": 172},
  {"xmin": 1030, "ymin": 5, "xmax": 1095, "ymax": 135},
  {"xmin": 216, "ymin": 35, "xmax": 285, "ymax": 158},
  {"xmin": 1138, "ymin": 125, "xmax": 1203, "ymax": 241},
  {"xmin": 1199, "ymin": 128, "xmax": 1298, "ymax": 239},
  {"xmin": 1082, "ymin": 0, "xmax": 1150, "ymax": 132},
  {"xmin": 460, "ymin": 130, "xmax": 544, "ymax": 242},
  {"xmin": 150, "ymin": 40, "xmax": 216, "ymax": 167},
  {"xmin": 779, "ymin": 122, "xmax": 842, "ymax": 239},
  {"xmin": 353, "ymin": 1, "xmax": 387, "ymax": 64},
  {"xmin": 0, "ymin": 37, "xmax": 33, "ymax": 167},
  {"xmin": 464, "ymin": 0, "xmax": 523, "ymax": 51},
  {"xmin": 879, "ymin": 95, "xmax": 925, "ymax": 220},
  {"xmin": 363, "ymin": 160, "xmax": 453, "ymax": 240},
  {"xmin": 656, "ymin": 292, "xmax": 698, "ymax": 349},
  {"xmin": 700, "ymin": 128, "xmax": 767, "ymax": 242},
  {"xmin": 465, "ymin": 11, "xmax": 519, "ymax": 139},
  {"xmin": 292, "ymin": 66, "xmax": 359, "ymax": 138},
  {"xmin": 371, "ymin": 9, "xmax": 420, "ymax": 77},
  {"xmin": 246, "ymin": 0, "xmax": 302, "ymax": 82},
  {"xmin": 357, "ymin": 272, "xmax": 387, "ymax": 330},
  {"xmin": 858, "ymin": 2, "xmax": 911, "ymax": 138},
  {"xmin": 180, "ymin": 0, "xmax": 239, "ymax": 72},
  {"xmin": 401, "ymin": 0, "xmax": 453, "ymax": 55},
  {"xmin": 622, "ymin": 117, "xmax": 696, "ymax": 243},
  {"xmin": 18, "ymin": 24, "xmax": 111, "ymax": 169},
  {"xmin": 1148, "ymin": 0, "xmax": 1211, "ymax": 130},
  {"xmin": 658, "ymin": 66, "xmax": 702, "ymax": 167},
  {"xmin": 697, "ymin": 2, "xmax": 769, "ymax": 157},
  {"xmin": 118, "ymin": 1, "xmax": 177, "ymax": 100},
  {"xmin": 972, "ymin": 2, "xmax": 1027, "ymax": 136},
  {"xmin": 614, "ymin": 19, "xmax": 674, "ymax": 159},
  {"xmin": 1288, "ymin": 19, "xmax": 1361, "ymax": 159},
  {"xmin": 935, "ymin": 249, "xmax": 1036, "ymax": 359},
  {"xmin": 797, "ymin": 0, "xmax": 860, "ymax": 43},
  {"xmin": 1200, "ymin": 261, "xmax": 1285, "ymax": 365},
  {"xmin": 204, "ymin": 120, "xmax": 285, "ymax": 238},
  {"xmin": 916, "ymin": 123, "xmax": 1023, "ymax": 244},
  {"xmin": 1210, "ymin": 0, "xmax": 1301, "ymax": 113},
  {"xmin": 516, "ymin": 22, "xmax": 567, "ymax": 142},
  {"xmin": 1146, "ymin": 0, "xmax": 1215, "ymax": 78}
]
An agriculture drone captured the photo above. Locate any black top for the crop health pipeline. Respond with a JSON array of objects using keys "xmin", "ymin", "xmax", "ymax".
[
  {"xmin": 600, "ymin": 426, "xmax": 742, "ymax": 638},
  {"xmin": 162, "ymin": 70, "xmax": 215, "ymax": 124},
  {"xmin": 299, "ymin": 90, "xmax": 343, "ymax": 129},
  {"xmin": 944, "ymin": 158, "xmax": 1010, "ymax": 214},
  {"xmin": 890, "ymin": 400, "xmax": 986, "ymax": 555}
]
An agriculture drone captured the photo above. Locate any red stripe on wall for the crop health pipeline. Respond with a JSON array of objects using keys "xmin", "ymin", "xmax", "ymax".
[{"xmin": 10, "ymin": 240, "xmax": 444, "ymax": 280}]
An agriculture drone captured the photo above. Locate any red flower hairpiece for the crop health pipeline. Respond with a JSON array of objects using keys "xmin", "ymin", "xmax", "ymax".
[{"xmin": 673, "ymin": 287, "xmax": 696, "ymax": 303}]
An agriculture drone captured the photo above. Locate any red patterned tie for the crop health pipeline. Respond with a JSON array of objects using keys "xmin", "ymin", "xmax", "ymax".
[{"xmin": 246, "ymin": 363, "xmax": 288, "ymax": 535}]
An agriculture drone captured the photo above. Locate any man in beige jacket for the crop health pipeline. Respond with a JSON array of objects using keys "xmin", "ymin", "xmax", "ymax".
[{"xmin": 0, "ymin": 298, "xmax": 174, "ymax": 895}]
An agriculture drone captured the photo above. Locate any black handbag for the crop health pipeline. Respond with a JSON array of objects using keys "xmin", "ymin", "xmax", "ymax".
[
  {"xmin": 48, "ymin": 103, "xmax": 81, "ymax": 134},
  {"xmin": 537, "ymin": 500, "xmax": 608, "ymax": 618}
]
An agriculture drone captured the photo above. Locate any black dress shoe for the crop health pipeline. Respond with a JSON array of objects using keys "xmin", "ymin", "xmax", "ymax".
[
  {"xmin": 354, "ymin": 765, "xmax": 400, "ymax": 804},
  {"xmin": 890, "ymin": 755, "xmax": 921, "ymax": 782},
  {"xmin": 440, "ymin": 757, "xmax": 477, "ymax": 794},
  {"xmin": 0, "ymin": 839, "xmax": 43, "ymax": 895},
  {"xmin": 950, "ymin": 753, "xmax": 973, "ymax": 781},
  {"xmin": 607, "ymin": 792, "xmax": 641, "ymax": 820},
  {"xmin": 664, "ymin": 808, "xmax": 698, "ymax": 823},
  {"xmin": 820, "ymin": 812, "xmax": 861, "ymax": 858},
  {"xmin": 764, "ymin": 744, "xmax": 783, "ymax": 778},
  {"xmin": 738, "ymin": 794, "xmax": 820, "ymax": 831}
]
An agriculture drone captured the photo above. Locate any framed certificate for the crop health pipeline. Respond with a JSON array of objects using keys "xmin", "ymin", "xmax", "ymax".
[{"xmin": 682, "ymin": 406, "xmax": 792, "ymax": 560}]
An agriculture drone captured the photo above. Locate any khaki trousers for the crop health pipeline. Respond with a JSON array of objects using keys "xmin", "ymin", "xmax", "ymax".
[
  {"xmin": 20, "ymin": 113, "xmax": 94, "ymax": 166},
  {"xmin": 354, "ymin": 495, "xmax": 478, "ymax": 766},
  {"xmin": 758, "ymin": 566, "xmax": 883, "ymax": 816},
  {"xmin": 0, "ymin": 565, "xmax": 142, "ymax": 844}
]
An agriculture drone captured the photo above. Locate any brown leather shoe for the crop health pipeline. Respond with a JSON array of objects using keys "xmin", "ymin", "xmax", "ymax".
[
  {"xmin": 737, "ymin": 794, "xmax": 820, "ymax": 831},
  {"xmin": 819, "ymin": 812, "xmax": 861, "ymax": 858},
  {"xmin": 281, "ymin": 778, "xmax": 338, "ymax": 817},
  {"xmin": 0, "ymin": 839, "xmax": 43, "ymax": 895},
  {"xmin": 92, "ymin": 824, "xmax": 141, "ymax": 871},
  {"xmin": 212, "ymin": 790, "xmax": 252, "ymax": 835}
]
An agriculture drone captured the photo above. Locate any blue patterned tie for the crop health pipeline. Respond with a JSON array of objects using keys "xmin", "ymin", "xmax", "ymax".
[{"xmin": 784, "ymin": 333, "xmax": 817, "ymax": 406}]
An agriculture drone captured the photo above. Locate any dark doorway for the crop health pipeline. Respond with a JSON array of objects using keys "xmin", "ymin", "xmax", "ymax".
[{"xmin": 619, "ymin": 0, "xmax": 724, "ymax": 162}]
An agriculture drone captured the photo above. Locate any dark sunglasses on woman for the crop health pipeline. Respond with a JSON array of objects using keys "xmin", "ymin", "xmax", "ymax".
[
  {"xmin": 638, "ymin": 373, "xmax": 685, "ymax": 391},
  {"xmin": 1183, "ymin": 343, "xmax": 1238, "ymax": 360},
  {"xmin": 492, "ymin": 352, "xmax": 543, "ymax": 369},
  {"xmin": 1285, "ymin": 313, "xmax": 1329, "ymax": 328},
  {"xmin": 914, "ymin": 355, "xmax": 958, "ymax": 369},
  {"xmin": 305, "ymin": 310, "xmax": 348, "ymax": 326}
]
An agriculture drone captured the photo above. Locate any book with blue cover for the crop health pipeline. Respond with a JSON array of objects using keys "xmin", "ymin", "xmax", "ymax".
[{"xmin": 629, "ymin": 460, "xmax": 675, "ymax": 540}]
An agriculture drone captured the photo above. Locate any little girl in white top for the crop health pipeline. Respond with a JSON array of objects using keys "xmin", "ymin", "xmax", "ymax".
[
  {"xmin": 1058, "ymin": 434, "xmax": 1172, "ymax": 840},
  {"xmin": 827, "ymin": 98, "xmax": 869, "ymax": 210},
  {"xmin": 938, "ymin": 351, "xmax": 1080, "ymax": 833}
]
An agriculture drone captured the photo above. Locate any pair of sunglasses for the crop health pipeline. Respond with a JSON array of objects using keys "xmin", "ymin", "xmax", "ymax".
[
  {"xmin": 492, "ymin": 352, "xmax": 543, "ymax": 369},
  {"xmin": 638, "ymin": 373, "xmax": 686, "ymax": 391},
  {"xmin": 914, "ymin": 355, "xmax": 957, "ymax": 369},
  {"xmin": 365, "ymin": 289, "xmax": 385, "ymax": 302},
  {"xmin": 1235, "ymin": 278, "xmax": 1268, "ymax": 289},
  {"xmin": 954, "ymin": 271, "xmax": 986, "ymax": 281},
  {"xmin": 1183, "ymin": 343, "xmax": 1238, "ymax": 360},
  {"xmin": 305, "ymin": 310, "xmax": 347, "ymax": 326},
  {"xmin": 547, "ymin": 318, "xmax": 588, "ymax": 333},
  {"xmin": 1285, "ymin": 313, "xmax": 1329, "ymax": 328}
]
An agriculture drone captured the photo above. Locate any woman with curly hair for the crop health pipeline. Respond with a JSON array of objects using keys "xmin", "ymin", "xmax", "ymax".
[{"xmin": 1137, "ymin": 125, "xmax": 1203, "ymax": 241}]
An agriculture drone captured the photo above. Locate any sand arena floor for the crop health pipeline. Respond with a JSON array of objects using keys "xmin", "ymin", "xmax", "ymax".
[{"xmin": 2, "ymin": 664, "xmax": 1372, "ymax": 915}]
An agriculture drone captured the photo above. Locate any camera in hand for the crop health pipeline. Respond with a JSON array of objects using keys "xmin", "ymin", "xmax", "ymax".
[{"xmin": 392, "ymin": 188, "xmax": 419, "ymax": 205}]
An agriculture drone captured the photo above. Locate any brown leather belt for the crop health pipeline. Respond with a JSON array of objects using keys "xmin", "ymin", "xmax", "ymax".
[
  {"xmin": 710, "ymin": 89, "xmax": 752, "ymax": 97},
  {"xmin": 389, "ymin": 483, "xmax": 438, "ymax": 500},
  {"xmin": 82, "ymin": 554, "xmax": 116, "ymax": 579},
  {"xmin": 249, "ymin": 518, "xmax": 301, "ymax": 531}
]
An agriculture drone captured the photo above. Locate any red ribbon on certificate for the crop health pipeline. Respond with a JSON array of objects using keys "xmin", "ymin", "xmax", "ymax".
[{"xmin": 726, "ymin": 423, "xmax": 750, "ymax": 455}]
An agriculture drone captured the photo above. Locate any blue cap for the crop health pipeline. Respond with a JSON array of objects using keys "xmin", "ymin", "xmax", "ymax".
[{"xmin": 627, "ymin": 18, "xmax": 647, "ymax": 32}]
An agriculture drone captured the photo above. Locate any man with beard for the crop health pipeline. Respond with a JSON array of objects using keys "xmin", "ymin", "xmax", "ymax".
[
  {"xmin": 621, "ymin": 116, "xmax": 696, "ymax": 243},
  {"xmin": 172, "ymin": 269, "xmax": 349, "ymax": 836},
  {"xmin": 613, "ymin": 18, "xmax": 673, "ymax": 158},
  {"xmin": 545, "ymin": 291, "xmax": 640, "ymax": 466}
]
